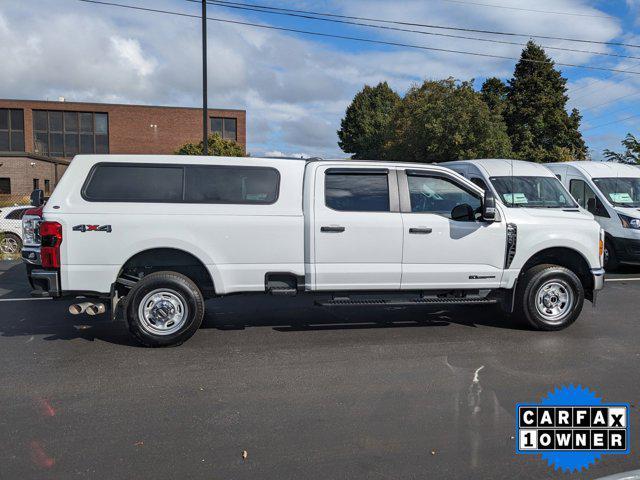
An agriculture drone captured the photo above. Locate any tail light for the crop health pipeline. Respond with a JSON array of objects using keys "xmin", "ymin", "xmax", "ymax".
[
  {"xmin": 22, "ymin": 206, "xmax": 44, "ymax": 247},
  {"xmin": 40, "ymin": 221, "xmax": 63, "ymax": 269}
]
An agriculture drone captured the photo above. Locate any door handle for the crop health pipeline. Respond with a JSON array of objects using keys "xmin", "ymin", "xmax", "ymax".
[
  {"xmin": 409, "ymin": 227, "xmax": 432, "ymax": 234},
  {"xmin": 321, "ymin": 225, "xmax": 346, "ymax": 233}
]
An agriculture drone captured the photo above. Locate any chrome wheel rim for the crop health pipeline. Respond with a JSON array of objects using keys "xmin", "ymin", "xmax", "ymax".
[
  {"xmin": 603, "ymin": 247, "xmax": 610, "ymax": 266},
  {"xmin": 535, "ymin": 280, "xmax": 574, "ymax": 324},
  {"xmin": 0, "ymin": 237, "xmax": 19, "ymax": 254},
  {"xmin": 138, "ymin": 289, "xmax": 188, "ymax": 336}
]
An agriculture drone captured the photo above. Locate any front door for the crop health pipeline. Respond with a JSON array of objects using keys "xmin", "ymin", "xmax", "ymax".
[
  {"xmin": 313, "ymin": 166, "xmax": 403, "ymax": 290},
  {"xmin": 399, "ymin": 169, "xmax": 506, "ymax": 289}
]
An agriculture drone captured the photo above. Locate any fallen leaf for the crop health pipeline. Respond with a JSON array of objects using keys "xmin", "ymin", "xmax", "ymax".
[
  {"xmin": 242, "ymin": 450, "xmax": 248, "ymax": 460},
  {"xmin": 430, "ymin": 449, "xmax": 436, "ymax": 455},
  {"xmin": 134, "ymin": 441, "xmax": 144, "ymax": 447}
]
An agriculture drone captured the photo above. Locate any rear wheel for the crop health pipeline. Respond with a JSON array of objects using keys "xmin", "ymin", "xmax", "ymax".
[
  {"xmin": 515, "ymin": 264, "xmax": 584, "ymax": 331},
  {"xmin": 0, "ymin": 233, "xmax": 22, "ymax": 254},
  {"xmin": 125, "ymin": 271, "xmax": 205, "ymax": 347}
]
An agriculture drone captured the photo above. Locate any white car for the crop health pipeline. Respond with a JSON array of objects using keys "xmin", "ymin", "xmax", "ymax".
[
  {"xmin": 0, "ymin": 205, "xmax": 30, "ymax": 254},
  {"xmin": 28, "ymin": 155, "xmax": 604, "ymax": 346},
  {"xmin": 546, "ymin": 161, "xmax": 640, "ymax": 270}
]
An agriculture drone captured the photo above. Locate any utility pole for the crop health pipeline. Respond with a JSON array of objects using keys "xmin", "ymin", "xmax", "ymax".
[{"xmin": 202, "ymin": 0, "xmax": 208, "ymax": 155}]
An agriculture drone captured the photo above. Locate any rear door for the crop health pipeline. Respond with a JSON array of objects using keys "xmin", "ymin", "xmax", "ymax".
[
  {"xmin": 399, "ymin": 168, "xmax": 506, "ymax": 289},
  {"xmin": 313, "ymin": 166, "xmax": 403, "ymax": 290}
]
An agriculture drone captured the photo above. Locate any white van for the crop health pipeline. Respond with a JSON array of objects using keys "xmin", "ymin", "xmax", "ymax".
[
  {"xmin": 27, "ymin": 155, "xmax": 604, "ymax": 346},
  {"xmin": 546, "ymin": 161, "xmax": 640, "ymax": 269},
  {"xmin": 440, "ymin": 159, "xmax": 584, "ymax": 211}
]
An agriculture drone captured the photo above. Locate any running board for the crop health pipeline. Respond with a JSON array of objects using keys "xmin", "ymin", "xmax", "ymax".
[{"xmin": 316, "ymin": 297, "xmax": 497, "ymax": 307}]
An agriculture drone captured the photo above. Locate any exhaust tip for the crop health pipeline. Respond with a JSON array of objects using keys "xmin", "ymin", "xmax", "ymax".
[
  {"xmin": 86, "ymin": 304, "xmax": 106, "ymax": 316},
  {"xmin": 69, "ymin": 304, "xmax": 83, "ymax": 315}
]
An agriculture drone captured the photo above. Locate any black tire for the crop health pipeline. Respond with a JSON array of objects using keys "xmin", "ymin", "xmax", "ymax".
[
  {"xmin": 603, "ymin": 240, "xmax": 619, "ymax": 271},
  {"xmin": 125, "ymin": 271, "xmax": 205, "ymax": 347},
  {"xmin": 0, "ymin": 232, "xmax": 22, "ymax": 255},
  {"xmin": 514, "ymin": 264, "xmax": 584, "ymax": 331}
]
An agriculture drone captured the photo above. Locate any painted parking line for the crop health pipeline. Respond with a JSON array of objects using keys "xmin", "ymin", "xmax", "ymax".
[
  {"xmin": 0, "ymin": 297, "xmax": 52, "ymax": 302},
  {"xmin": 605, "ymin": 277, "xmax": 640, "ymax": 282}
]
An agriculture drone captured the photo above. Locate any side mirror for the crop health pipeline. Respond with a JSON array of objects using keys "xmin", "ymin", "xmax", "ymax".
[
  {"xmin": 30, "ymin": 189, "xmax": 44, "ymax": 207},
  {"xmin": 451, "ymin": 203, "xmax": 474, "ymax": 221},
  {"xmin": 482, "ymin": 190, "xmax": 497, "ymax": 222},
  {"xmin": 586, "ymin": 197, "xmax": 608, "ymax": 217}
]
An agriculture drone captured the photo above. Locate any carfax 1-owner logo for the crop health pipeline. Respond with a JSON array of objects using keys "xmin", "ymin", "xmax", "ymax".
[{"xmin": 516, "ymin": 385, "xmax": 630, "ymax": 472}]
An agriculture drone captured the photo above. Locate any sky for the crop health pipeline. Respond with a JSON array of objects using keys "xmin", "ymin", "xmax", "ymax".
[{"xmin": 0, "ymin": 0, "xmax": 639, "ymax": 160}]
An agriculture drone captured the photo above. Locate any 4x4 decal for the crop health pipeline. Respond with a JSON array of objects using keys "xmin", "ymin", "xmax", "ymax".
[{"xmin": 72, "ymin": 224, "xmax": 112, "ymax": 233}]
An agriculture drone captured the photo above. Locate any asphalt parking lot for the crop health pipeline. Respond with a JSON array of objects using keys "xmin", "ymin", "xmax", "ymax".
[{"xmin": 1, "ymin": 260, "xmax": 639, "ymax": 479}]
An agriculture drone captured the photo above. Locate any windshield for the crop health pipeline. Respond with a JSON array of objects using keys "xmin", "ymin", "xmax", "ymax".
[
  {"xmin": 490, "ymin": 176, "xmax": 577, "ymax": 208},
  {"xmin": 592, "ymin": 177, "xmax": 640, "ymax": 208}
]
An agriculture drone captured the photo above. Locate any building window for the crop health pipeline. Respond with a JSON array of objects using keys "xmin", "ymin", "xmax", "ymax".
[
  {"xmin": 0, "ymin": 178, "xmax": 10, "ymax": 194},
  {"xmin": 44, "ymin": 179, "xmax": 51, "ymax": 195},
  {"xmin": 33, "ymin": 178, "xmax": 40, "ymax": 190},
  {"xmin": 33, "ymin": 110, "xmax": 109, "ymax": 157},
  {"xmin": 210, "ymin": 117, "xmax": 237, "ymax": 141},
  {"xmin": 0, "ymin": 108, "xmax": 25, "ymax": 152}
]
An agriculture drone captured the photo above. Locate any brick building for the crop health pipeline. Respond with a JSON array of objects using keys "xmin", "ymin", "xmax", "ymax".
[{"xmin": 0, "ymin": 99, "xmax": 246, "ymax": 197}]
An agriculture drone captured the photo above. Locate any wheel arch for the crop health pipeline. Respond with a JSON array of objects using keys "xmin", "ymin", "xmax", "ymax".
[
  {"xmin": 520, "ymin": 247, "xmax": 593, "ymax": 298},
  {"xmin": 117, "ymin": 247, "xmax": 216, "ymax": 298}
]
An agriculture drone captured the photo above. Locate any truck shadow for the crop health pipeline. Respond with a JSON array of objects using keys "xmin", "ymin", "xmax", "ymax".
[
  {"xmin": 0, "ymin": 294, "xmax": 530, "ymax": 348},
  {"xmin": 203, "ymin": 295, "xmax": 530, "ymax": 332}
]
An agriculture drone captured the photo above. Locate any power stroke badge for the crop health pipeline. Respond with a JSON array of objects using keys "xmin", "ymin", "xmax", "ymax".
[{"xmin": 516, "ymin": 385, "xmax": 630, "ymax": 472}]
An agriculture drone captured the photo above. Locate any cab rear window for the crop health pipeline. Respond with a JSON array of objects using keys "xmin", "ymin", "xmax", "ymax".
[{"xmin": 82, "ymin": 163, "xmax": 280, "ymax": 204}]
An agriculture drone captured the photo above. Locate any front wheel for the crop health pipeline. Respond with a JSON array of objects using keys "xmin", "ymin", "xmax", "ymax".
[
  {"xmin": 125, "ymin": 271, "xmax": 205, "ymax": 347},
  {"xmin": 515, "ymin": 264, "xmax": 584, "ymax": 331},
  {"xmin": 603, "ymin": 240, "xmax": 619, "ymax": 271}
]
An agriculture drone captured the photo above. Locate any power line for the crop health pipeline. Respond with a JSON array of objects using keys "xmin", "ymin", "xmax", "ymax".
[
  {"xmin": 584, "ymin": 113, "xmax": 640, "ymax": 131},
  {"xmin": 199, "ymin": 0, "xmax": 640, "ymax": 49},
  {"xmin": 192, "ymin": 0, "xmax": 640, "ymax": 62},
  {"xmin": 75, "ymin": 0, "xmax": 640, "ymax": 77},
  {"xmin": 437, "ymin": 0, "xmax": 612, "ymax": 19},
  {"xmin": 581, "ymin": 90, "xmax": 640, "ymax": 113}
]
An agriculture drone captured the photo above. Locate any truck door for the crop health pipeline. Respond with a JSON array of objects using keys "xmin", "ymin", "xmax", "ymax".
[
  {"xmin": 313, "ymin": 166, "xmax": 403, "ymax": 290},
  {"xmin": 398, "ymin": 168, "xmax": 505, "ymax": 289}
]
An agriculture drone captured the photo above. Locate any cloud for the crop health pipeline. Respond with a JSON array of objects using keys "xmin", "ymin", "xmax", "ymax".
[{"xmin": 0, "ymin": 0, "xmax": 628, "ymax": 157}]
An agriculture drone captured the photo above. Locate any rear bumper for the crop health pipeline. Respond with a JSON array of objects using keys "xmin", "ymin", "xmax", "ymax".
[
  {"xmin": 29, "ymin": 269, "xmax": 60, "ymax": 297},
  {"xmin": 591, "ymin": 267, "xmax": 605, "ymax": 291},
  {"xmin": 611, "ymin": 236, "xmax": 640, "ymax": 263}
]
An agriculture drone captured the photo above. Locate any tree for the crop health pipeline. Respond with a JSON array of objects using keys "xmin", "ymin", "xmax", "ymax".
[
  {"xmin": 175, "ymin": 133, "xmax": 245, "ymax": 157},
  {"xmin": 338, "ymin": 81, "xmax": 400, "ymax": 159},
  {"xmin": 481, "ymin": 77, "xmax": 509, "ymax": 117},
  {"xmin": 604, "ymin": 133, "xmax": 640, "ymax": 164},
  {"xmin": 504, "ymin": 41, "xmax": 587, "ymax": 163},
  {"xmin": 383, "ymin": 78, "xmax": 512, "ymax": 163}
]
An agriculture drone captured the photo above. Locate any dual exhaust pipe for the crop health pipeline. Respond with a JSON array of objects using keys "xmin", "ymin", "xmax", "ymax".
[{"xmin": 68, "ymin": 302, "xmax": 106, "ymax": 316}]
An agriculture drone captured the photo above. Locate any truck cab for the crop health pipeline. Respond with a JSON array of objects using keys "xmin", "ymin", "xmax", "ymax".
[
  {"xmin": 28, "ymin": 155, "xmax": 604, "ymax": 346},
  {"xmin": 546, "ymin": 161, "xmax": 640, "ymax": 270}
]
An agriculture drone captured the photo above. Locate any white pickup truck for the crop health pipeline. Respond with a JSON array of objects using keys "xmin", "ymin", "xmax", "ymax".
[{"xmin": 28, "ymin": 155, "xmax": 605, "ymax": 346}]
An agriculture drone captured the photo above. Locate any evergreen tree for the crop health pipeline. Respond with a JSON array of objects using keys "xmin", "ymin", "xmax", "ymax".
[
  {"xmin": 383, "ymin": 79, "xmax": 512, "ymax": 163},
  {"xmin": 338, "ymin": 82, "xmax": 400, "ymax": 159},
  {"xmin": 504, "ymin": 41, "xmax": 587, "ymax": 163},
  {"xmin": 481, "ymin": 77, "xmax": 509, "ymax": 118}
]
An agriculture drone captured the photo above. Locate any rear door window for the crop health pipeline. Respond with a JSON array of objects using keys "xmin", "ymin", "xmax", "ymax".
[{"xmin": 325, "ymin": 171, "xmax": 390, "ymax": 212}]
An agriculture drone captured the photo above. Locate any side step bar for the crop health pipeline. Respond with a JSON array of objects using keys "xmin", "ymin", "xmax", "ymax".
[{"xmin": 316, "ymin": 297, "xmax": 497, "ymax": 307}]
